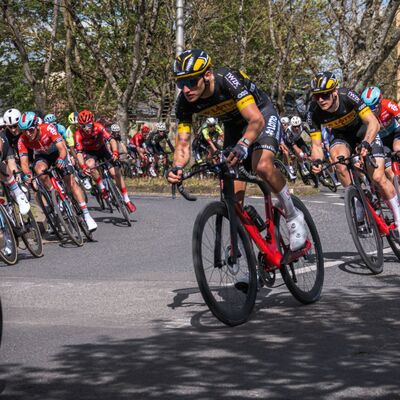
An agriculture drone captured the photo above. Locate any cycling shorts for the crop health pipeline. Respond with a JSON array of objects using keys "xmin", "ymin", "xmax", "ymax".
[{"xmin": 83, "ymin": 146, "xmax": 112, "ymax": 162}]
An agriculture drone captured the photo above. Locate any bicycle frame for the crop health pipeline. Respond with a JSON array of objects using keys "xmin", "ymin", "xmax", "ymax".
[{"xmin": 219, "ymin": 166, "xmax": 311, "ymax": 269}]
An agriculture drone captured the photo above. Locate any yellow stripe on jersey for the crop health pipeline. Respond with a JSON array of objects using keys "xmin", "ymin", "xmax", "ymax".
[
  {"xmin": 197, "ymin": 99, "xmax": 237, "ymax": 117},
  {"xmin": 310, "ymin": 131, "xmax": 322, "ymax": 140},
  {"xmin": 324, "ymin": 110, "xmax": 357, "ymax": 129},
  {"xmin": 236, "ymin": 95, "xmax": 255, "ymax": 111},
  {"xmin": 359, "ymin": 106, "xmax": 372, "ymax": 118},
  {"xmin": 177, "ymin": 122, "xmax": 191, "ymax": 134}
]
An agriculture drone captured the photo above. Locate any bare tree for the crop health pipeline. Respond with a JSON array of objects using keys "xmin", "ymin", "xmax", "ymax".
[
  {"xmin": 64, "ymin": 0, "xmax": 161, "ymax": 134},
  {"xmin": 2, "ymin": 0, "xmax": 60, "ymax": 111},
  {"xmin": 328, "ymin": 0, "xmax": 400, "ymax": 90}
]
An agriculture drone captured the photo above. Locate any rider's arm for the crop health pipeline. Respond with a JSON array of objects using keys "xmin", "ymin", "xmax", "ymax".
[
  {"xmin": 238, "ymin": 103, "xmax": 264, "ymax": 144},
  {"xmin": 19, "ymin": 155, "xmax": 31, "ymax": 176},
  {"xmin": 361, "ymin": 111, "xmax": 380, "ymax": 144},
  {"xmin": 306, "ymin": 109, "xmax": 324, "ymax": 162},
  {"xmin": 173, "ymin": 123, "xmax": 191, "ymax": 167},
  {"xmin": 55, "ymin": 141, "xmax": 67, "ymax": 160}
]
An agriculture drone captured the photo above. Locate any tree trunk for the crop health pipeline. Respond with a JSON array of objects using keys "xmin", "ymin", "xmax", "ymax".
[{"xmin": 116, "ymin": 103, "xmax": 129, "ymax": 141}]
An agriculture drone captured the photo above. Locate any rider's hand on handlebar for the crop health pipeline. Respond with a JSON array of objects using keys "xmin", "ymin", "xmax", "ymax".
[
  {"xmin": 112, "ymin": 150, "xmax": 119, "ymax": 162},
  {"xmin": 311, "ymin": 159, "xmax": 323, "ymax": 174},
  {"xmin": 357, "ymin": 140, "xmax": 371, "ymax": 158},
  {"xmin": 226, "ymin": 140, "xmax": 249, "ymax": 167},
  {"xmin": 167, "ymin": 166, "xmax": 183, "ymax": 184},
  {"xmin": 82, "ymin": 164, "xmax": 91, "ymax": 176},
  {"xmin": 56, "ymin": 158, "xmax": 66, "ymax": 170}
]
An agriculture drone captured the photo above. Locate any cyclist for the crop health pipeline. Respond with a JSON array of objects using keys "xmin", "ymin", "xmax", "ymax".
[
  {"xmin": 0, "ymin": 117, "xmax": 5, "ymax": 131},
  {"xmin": 110, "ymin": 124, "xmax": 129, "ymax": 159},
  {"xmin": 361, "ymin": 86, "xmax": 400, "ymax": 152},
  {"xmin": 75, "ymin": 110, "xmax": 136, "ymax": 213},
  {"xmin": 17, "ymin": 111, "xmax": 97, "ymax": 230},
  {"xmin": 281, "ymin": 116, "xmax": 290, "ymax": 132},
  {"xmin": 192, "ymin": 117, "xmax": 224, "ymax": 163},
  {"xmin": 278, "ymin": 116, "xmax": 297, "ymax": 180},
  {"xmin": 128, "ymin": 125, "xmax": 149, "ymax": 175},
  {"xmin": 2, "ymin": 108, "xmax": 24, "ymax": 174},
  {"xmin": 0, "ymin": 109, "xmax": 30, "ymax": 214},
  {"xmin": 309, "ymin": 71, "xmax": 400, "ymax": 233},
  {"xmin": 145, "ymin": 122, "xmax": 174, "ymax": 174},
  {"xmin": 168, "ymin": 48, "xmax": 307, "ymax": 253},
  {"xmin": 282, "ymin": 116, "xmax": 312, "ymax": 177}
]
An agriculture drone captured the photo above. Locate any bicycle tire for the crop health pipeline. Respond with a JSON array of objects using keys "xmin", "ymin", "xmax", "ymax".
[
  {"xmin": 36, "ymin": 189, "xmax": 64, "ymax": 241},
  {"xmin": 192, "ymin": 201, "xmax": 257, "ymax": 326},
  {"xmin": 0, "ymin": 206, "xmax": 18, "ymax": 265},
  {"xmin": 344, "ymin": 185, "xmax": 383, "ymax": 274},
  {"xmin": 319, "ymin": 168, "xmax": 337, "ymax": 192},
  {"xmin": 70, "ymin": 196, "xmax": 94, "ymax": 242},
  {"xmin": 20, "ymin": 210, "xmax": 43, "ymax": 258},
  {"xmin": 275, "ymin": 195, "xmax": 324, "ymax": 304},
  {"xmin": 274, "ymin": 159, "xmax": 294, "ymax": 182},
  {"xmin": 107, "ymin": 179, "xmax": 131, "ymax": 226},
  {"xmin": 51, "ymin": 190, "xmax": 83, "ymax": 246}
]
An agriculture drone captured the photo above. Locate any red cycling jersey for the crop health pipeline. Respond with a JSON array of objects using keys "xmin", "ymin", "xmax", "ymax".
[
  {"xmin": 74, "ymin": 122, "xmax": 112, "ymax": 152},
  {"xmin": 18, "ymin": 123, "xmax": 63, "ymax": 157},
  {"xmin": 377, "ymin": 98, "xmax": 400, "ymax": 129},
  {"xmin": 131, "ymin": 132, "xmax": 144, "ymax": 147}
]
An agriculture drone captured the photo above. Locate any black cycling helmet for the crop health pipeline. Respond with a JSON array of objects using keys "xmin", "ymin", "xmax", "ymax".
[
  {"xmin": 173, "ymin": 49, "xmax": 212, "ymax": 79},
  {"xmin": 310, "ymin": 71, "xmax": 339, "ymax": 94}
]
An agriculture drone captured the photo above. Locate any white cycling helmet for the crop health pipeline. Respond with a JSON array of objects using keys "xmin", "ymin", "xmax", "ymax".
[
  {"xmin": 156, "ymin": 122, "xmax": 166, "ymax": 131},
  {"xmin": 0, "ymin": 117, "xmax": 5, "ymax": 128},
  {"xmin": 37, "ymin": 117, "xmax": 43, "ymax": 124},
  {"xmin": 281, "ymin": 116, "xmax": 290, "ymax": 125},
  {"xmin": 110, "ymin": 123, "xmax": 121, "ymax": 133},
  {"xmin": 206, "ymin": 117, "xmax": 217, "ymax": 126},
  {"xmin": 3, "ymin": 108, "xmax": 21, "ymax": 126},
  {"xmin": 290, "ymin": 116, "xmax": 302, "ymax": 127}
]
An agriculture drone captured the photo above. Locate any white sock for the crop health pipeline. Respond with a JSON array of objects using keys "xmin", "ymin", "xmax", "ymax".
[
  {"xmin": 387, "ymin": 196, "xmax": 400, "ymax": 225},
  {"xmin": 276, "ymin": 184, "xmax": 298, "ymax": 220},
  {"xmin": 123, "ymin": 193, "xmax": 130, "ymax": 202}
]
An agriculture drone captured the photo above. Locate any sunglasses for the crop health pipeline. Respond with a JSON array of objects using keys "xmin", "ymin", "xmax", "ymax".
[
  {"xmin": 176, "ymin": 76, "xmax": 202, "ymax": 90},
  {"xmin": 80, "ymin": 123, "xmax": 93, "ymax": 129},
  {"xmin": 9, "ymin": 123, "xmax": 19, "ymax": 129},
  {"xmin": 313, "ymin": 92, "xmax": 333, "ymax": 101},
  {"xmin": 26, "ymin": 127, "xmax": 37, "ymax": 133}
]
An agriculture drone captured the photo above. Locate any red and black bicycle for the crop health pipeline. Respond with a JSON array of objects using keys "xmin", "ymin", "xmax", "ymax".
[{"xmin": 174, "ymin": 157, "xmax": 324, "ymax": 326}]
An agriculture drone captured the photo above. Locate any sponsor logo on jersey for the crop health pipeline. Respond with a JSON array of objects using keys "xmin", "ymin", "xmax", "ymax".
[
  {"xmin": 324, "ymin": 110, "xmax": 357, "ymax": 129},
  {"xmin": 237, "ymin": 90, "xmax": 249, "ymax": 99},
  {"xmin": 387, "ymin": 101, "xmax": 399, "ymax": 112},
  {"xmin": 225, "ymin": 72, "xmax": 240, "ymax": 89},
  {"xmin": 347, "ymin": 90, "xmax": 361, "ymax": 103},
  {"xmin": 47, "ymin": 124, "xmax": 58, "ymax": 135}
]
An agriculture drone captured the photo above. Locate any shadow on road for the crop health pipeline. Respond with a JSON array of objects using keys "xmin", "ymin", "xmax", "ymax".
[{"xmin": 0, "ymin": 287, "xmax": 399, "ymax": 399}]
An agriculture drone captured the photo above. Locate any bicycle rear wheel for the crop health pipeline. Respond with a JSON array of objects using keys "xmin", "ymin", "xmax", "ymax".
[
  {"xmin": 20, "ymin": 210, "xmax": 43, "ymax": 257},
  {"xmin": 344, "ymin": 185, "xmax": 383, "ymax": 274},
  {"xmin": 275, "ymin": 196, "xmax": 324, "ymax": 304},
  {"xmin": 36, "ymin": 189, "xmax": 64, "ymax": 241},
  {"xmin": 51, "ymin": 190, "xmax": 83, "ymax": 246},
  {"xmin": 0, "ymin": 207, "xmax": 18, "ymax": 265},
  {"xmin": 107, "ymin": 179, "xmax": 131, "ymax": 226},
  {"xmin": 192, "ymin": 201, "xmax": 257, "ymax": 326}
]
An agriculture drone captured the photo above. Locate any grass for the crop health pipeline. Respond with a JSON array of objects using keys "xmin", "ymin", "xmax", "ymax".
[{"xmin": 125, "ymin": 176, "xmax": 319, "ymax": 197}]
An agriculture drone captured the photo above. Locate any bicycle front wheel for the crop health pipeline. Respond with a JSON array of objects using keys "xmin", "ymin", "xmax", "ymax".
[
  {"xmin": 275, "ymin": 196, "xmax": 324, "ymax": 304},
  {"xmin": 192, "ymin": 201, "xmax": 257, "ymax": 326},
  {"xmin": 319, "ymin": 168, "xmax": 337, "ymax": 192},
  {"xmin": 0, "ymin": 207, "xmax": 18, "ymax": 265},
  {"xmin": 344, "ymin": 185, "xmax": 383, "ymax": 274},
  {"xmin": 51, "ymin": 190, "xmax": 83, "ymax": 246},
  {"xmin": 21, "ymin": 210, "xmax": 43, "ymax": 258}
]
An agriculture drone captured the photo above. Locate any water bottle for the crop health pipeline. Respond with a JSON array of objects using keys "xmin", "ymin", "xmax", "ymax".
[{"xmin": 244, "ymin": 205, "xmax": 267, "ymax": 232}]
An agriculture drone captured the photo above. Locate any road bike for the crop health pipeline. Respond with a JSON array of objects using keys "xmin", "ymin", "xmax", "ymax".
[
  {"xmin": 173, "ymin": 157, "xmax": 324, "ymax": 326},
  {"xmin": 1, "ymin": 174, "xmax": 43, "ymax": 259},
  {"xmin": 325, "ymin": 154, "xmax": 400, "ymax": 274},
  {"xmin": 97, "ymin": 160, "xmax": 131, "ymax": 226},
  {"xmin": 33, "ymin": 167, "xmax": 83, "ymax": 246}
]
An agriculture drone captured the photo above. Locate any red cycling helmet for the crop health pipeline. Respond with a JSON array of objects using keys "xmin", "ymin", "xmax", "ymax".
[
  {"xmin": 141, "ymin": 125, "xmax": 150, "ymax": 134},
  {"xmin": 78, "ymin": 110, "xmax": 94, "ymax": 125}
]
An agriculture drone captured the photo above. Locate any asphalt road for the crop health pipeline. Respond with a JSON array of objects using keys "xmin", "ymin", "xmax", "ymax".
[{"xmin": 0, "ymin": 188, "xmax": 399, "ymax": 399}]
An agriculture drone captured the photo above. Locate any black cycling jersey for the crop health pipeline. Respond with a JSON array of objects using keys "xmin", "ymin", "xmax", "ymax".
[
  {"xmin": 306, "ymin": 88, "xmax": 372, "ymax": 141},
  {"xmin": 175, "ymin": 67, "xmax": 282, "ymax": 155},
  {"xmin": 176, "ymin": 67, "xmax": 270, "ymax": 129},
  {"xmin": 3, "ymin": 128, "xmax": 20, "ymax": 159}
]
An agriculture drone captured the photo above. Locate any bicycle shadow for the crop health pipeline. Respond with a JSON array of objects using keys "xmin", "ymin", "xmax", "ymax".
[{"xmin": 93, "ymin": 216, "xmax": 135, "ymax": 227}]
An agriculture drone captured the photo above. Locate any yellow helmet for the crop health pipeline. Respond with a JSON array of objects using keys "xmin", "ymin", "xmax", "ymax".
[
  {"xmin": 173, "ymin": 49, "xmax": 212, "ymax": 79},
  {"xmin": 68, "ymin": 111, "xmax": 78, "ymax": 125},
  {"xmin": 310, "ymin": 71, "xmax": 338, "ymax": 94}
]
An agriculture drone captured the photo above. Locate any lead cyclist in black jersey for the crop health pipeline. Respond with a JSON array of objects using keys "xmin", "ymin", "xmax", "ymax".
[
  {"xmin": 167, "ymin": 48, "xmax": 307, "ymax": 251},
  {"xmin": 309, "ymin": 71, "xmax": 400, "ymax": 234}
]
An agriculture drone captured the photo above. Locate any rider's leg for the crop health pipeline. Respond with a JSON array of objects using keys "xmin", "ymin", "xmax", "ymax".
[
  {"xmin": 328, "ymin": 143, "xmax": 352, "ymax": 187},
  {"xmin": 252, "ymin": 148, "xmax": 307, "ymax": 250},
  {"xmin": 64, "ymin": 173, "xmax": 97, "ymax": 231},
  {"xmin": 109, "ymin": 165, "xmax": 136, "ymax": 212}
]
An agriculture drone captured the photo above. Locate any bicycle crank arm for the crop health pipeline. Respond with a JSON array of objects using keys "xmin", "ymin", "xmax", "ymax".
[{"xmin": 281, "ymin": 240, "xmax": 312, "ymax": 266}]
